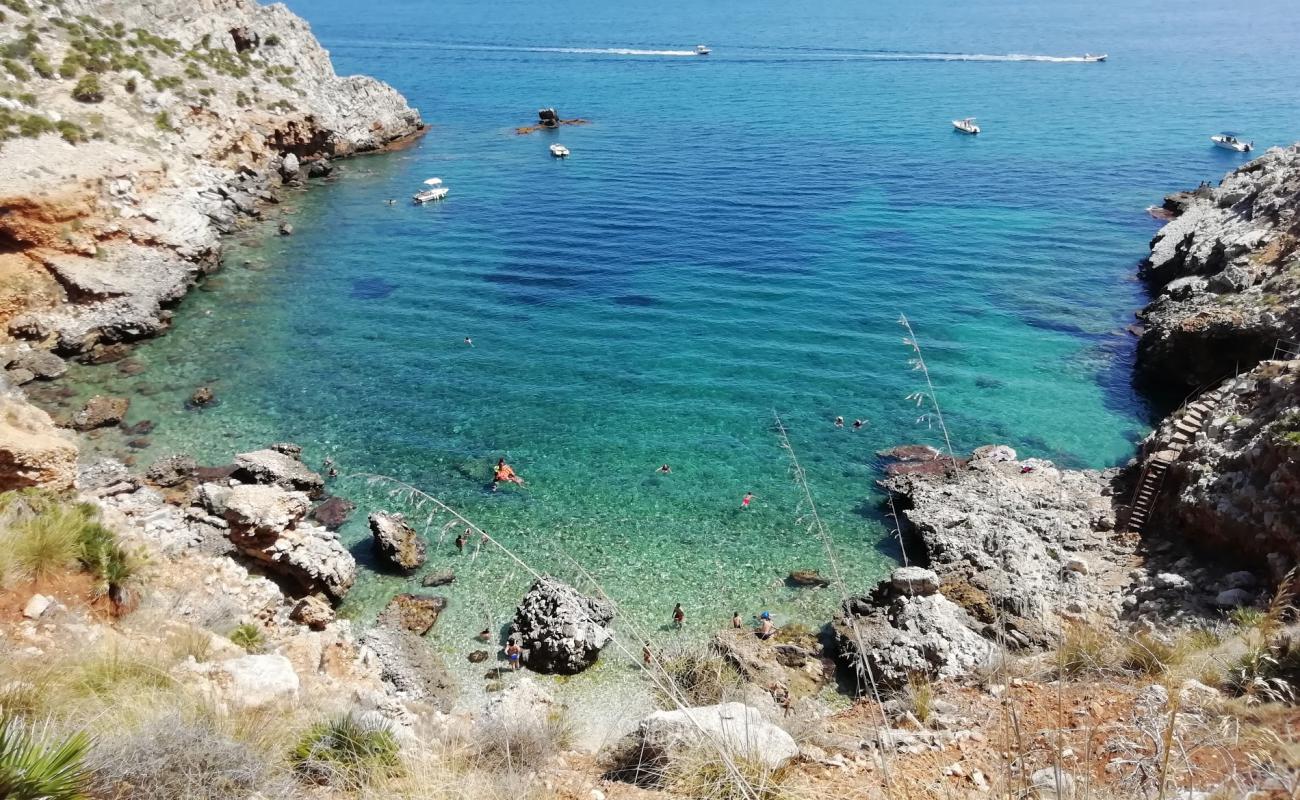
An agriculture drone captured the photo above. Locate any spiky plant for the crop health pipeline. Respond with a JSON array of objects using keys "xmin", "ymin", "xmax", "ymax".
[
  {"xmin": 0, "ymin": 715, "xmax": 91, "ymax": 800},
  {"xmin": 290, "ymin": 716, "xmax": 400, "ymax": 788},
  {"xmin": 227, "ymin": 623, "xmax": 265, "ymax": 653}
]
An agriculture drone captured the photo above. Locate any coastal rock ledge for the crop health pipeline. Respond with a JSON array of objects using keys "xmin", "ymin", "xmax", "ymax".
[{"xmin": 510, "ymin": 577, "xmax": 616, "ymax": 674}]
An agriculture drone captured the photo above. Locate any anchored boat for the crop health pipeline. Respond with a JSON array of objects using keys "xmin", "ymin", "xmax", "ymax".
[
  {"xmin": 1211, "ymin": 133, "xmax": 1253, "ymax": 152},
  {"xmin": 952, "ymin": 117, "xmax": 980, "ymax": 135},
  {"xmin": 549, "ymin": 143, "xmax": 570, "ymax": 158},
  {"xmin": 413, "ymin": 177, "xmax": 449, "ymax": 204}
]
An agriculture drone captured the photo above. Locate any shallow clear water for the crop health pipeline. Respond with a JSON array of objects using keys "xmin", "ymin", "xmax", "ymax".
[{"xmin": 59, "ymin": 0, "xmax": 1300, "ymax": 711}]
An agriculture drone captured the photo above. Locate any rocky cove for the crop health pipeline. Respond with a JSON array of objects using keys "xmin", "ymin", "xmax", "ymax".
[{"xmin": 2, "ymin": 0, "xmax": 1300, "ymax": 796}]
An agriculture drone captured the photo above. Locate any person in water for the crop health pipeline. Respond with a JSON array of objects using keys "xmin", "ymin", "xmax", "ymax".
[
  {"xmin": 853, "ymin": 419, "xmax": 865, "ymax": 430},
  {"xmin": 477, "ymin": 628, "xmax": 492, "ymax": 643},
  {"xmin": 657, "ymin": 464, "xmax": 671, "ymax": 474},
  {"xmin": 464, "ymin": 336, "xmax": 473, "ymax": 346},
  {"xmin": 834, "ymin": 416, "xmax": 844, "ymax": 428},
  {"xmin": 493, "ymin": 458, "xmax": 525, "ymax": 489},
  {"xmin": 757, "ymin": 611, "xmax": 776, "ymax": 640},
  {"xmin": 504, "ymin": 640, "xmax": 523, "ymax": 670},
  {"xmin": 327, "ymin": 467, "xmax": 339, "ymax": 479},
  {"xmin": 454, "ymin": 531, "xmax": 467, "ymax": 553},
  {"xmin": 741, "ymin": 492, "xmax": 754, "ymax": 509},
  {"xmin": 672, "ymin": 603, "xmax": 685, "ymax": 629},
  {"xmin": 642, "ymin": 641, "xmax": 653, "ymax": 666},
  {"xmin": 731, "ymin": 612, "xmax": 743, "ymax": 629}
]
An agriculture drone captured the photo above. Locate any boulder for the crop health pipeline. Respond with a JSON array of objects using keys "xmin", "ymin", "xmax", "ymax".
[
  {"xmin": 833, "ymin": 578, "xmax": 993, "ymax": 690},
  {"xmin": 5, "ymin": 368, "xmax": 34, "ymax": 385},
  {"xmin": 891, "ymin": 567, "xmax": 941, "ymax": 596},
  {"xmin": 189, "ymin": 386, "xmax": 216, "ymax": 407},
  {"xmin": 4, "ymin": 347, "xmax": 67, "ymax": 380},
  {"xmin": 146, "ymin": 453, "xmax": 197, "ymax": 487},
  {"xmin": 279, "ymin": 222, "xmax": 294, "ymax": 236},
  {"xmin": 369, "ymin": 511, "xmax": 427, "ymax": 572},
  {"xmin": 291, "ymin": 595, "xmax": 335, "ymax": 630},
  {"xmin": 212, "ymin": 484, "xmax": 356, "ymax": 601},
  {"xmin": 421, "ymin": 569, "xmax": 456, "ymax": 587},
  {"xmin": 310, "ymin": 496, "xmax": 355, "ymax": 530},
  {"xmin": 1029, "ymin": 767, "xmax": 1076, "ymax": 799},
  {"xmin": 509, "ymin": 577, "xmax": 615, "ymax": 674},
  {"xmin": 1214, "ymin": 588, "xmax": 1254, "ymax": 608},
  {"xmin": 1063, "ymin": 556, "xmax": 1089, "ymax": 576},
  {"xmin": 787, "ymin": 570, "xmax": 830, "ymax": 588},
  {"xmin": 207, "ymin": 654, "xmax": 299, "ymax": 710},
  {"xmin": 634, "ymin": 703, "xmax": 798, "ymax": 771},
  {"xmin": 280, "ymin": 153, "xmax": 300, "ymax": 180},
  {"xmin": 232, "ymin": 447, "xmax": 325, "ymax": 497},
  {"xmin": 23, "ymin": 594, "xmax": 53, "ymax": 619},
  {"xmin": 0, "ymin": 391, "xmax": 78, "ymax": 491},
  {"xmin": 71, "ymin": 395, "xmax": 130, "ymax": 431},
  {"xmin": 378, "ymin": 593, "xmax": 447, "ymax": 635},
  {"xmin": 482, "ymin": 677, "xmax": 555, "ymax": 727}
]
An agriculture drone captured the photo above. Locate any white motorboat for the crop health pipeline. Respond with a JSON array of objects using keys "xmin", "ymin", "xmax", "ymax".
[
  {"xmin": 1082, "ymin": 53, "xmax": 1107, "ymax": 62},
  {"xmin": 413, "ymin": 177, "xmax": 449, "ymax": 204},
  {"xmin": 695, "ymin": 44, "xmax": 711, "ymax": 55},
  {"xmin": 952, "ymin": 117, "xmax": 980, "ymax": 135},
  {"xmin": 1211, "ymin": 133, "xmax": 1253, "ymax": 153},
  {"xmin": 549, "ymin": 143, "xmax": 570, "ymax": 158}
]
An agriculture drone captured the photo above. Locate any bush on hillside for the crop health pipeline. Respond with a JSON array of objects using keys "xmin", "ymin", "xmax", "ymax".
[
  {"xmin": 290, "ymin": 716, "xmax": 400, "ymax": 788},
  {"xmin": 71, "ymin": 73, "xmax": 103, "ymax": 102}
]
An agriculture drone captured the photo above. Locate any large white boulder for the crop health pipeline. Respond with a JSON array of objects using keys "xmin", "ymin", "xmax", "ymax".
[
  {"xmin": 209, "ymin": 654, "xmax": 299, "ymax": 710},
  {"xmin": 636, "ymin": 702, "xmax": 798, "ymax": 770}
]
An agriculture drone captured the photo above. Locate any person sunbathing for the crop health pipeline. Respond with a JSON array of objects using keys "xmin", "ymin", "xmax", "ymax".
[{"xmin": 493, "ymin": 458, "xmax": 525, "ymax": 488}]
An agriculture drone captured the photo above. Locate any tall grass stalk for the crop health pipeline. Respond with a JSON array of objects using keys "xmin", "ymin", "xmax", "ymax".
[
  {"xmin": 771, "ymin": 412, "xmax": 895, "ymax": 792},
  {"xmin": 354, "ymin": 473, "xmax": 776, "ymax": 800},
  {"xmin": 898, "ymin": 313, "xmax": 957, "ymax": 466}
]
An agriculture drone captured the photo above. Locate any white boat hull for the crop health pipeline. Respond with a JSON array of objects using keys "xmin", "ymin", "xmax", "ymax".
[
  {"xmin": 413, "ymin": 187, "xmax": 449, "ymax": 204},
  {"xmin": 952, "ymin": 121, "xmax": 980, "ymax": 135},
  {"xmin": 1211, "ymin": 137, "xmax": 1252, "ymax": 153}
]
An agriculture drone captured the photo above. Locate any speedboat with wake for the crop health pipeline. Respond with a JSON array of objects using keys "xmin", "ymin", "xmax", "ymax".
[
  {"xmin": 549, "ymin": 143, "xmax": 570, "ymax": 158},
  {"xmin": 952, "ymin": 117, "xmax": 980, "ymax": 135},
  {"xmin": 413, "ymin": 177, "xmax": 449, "ymax": 204},
  {"xmin": 1211, "ymin": 133, "xmax": 1253, "ymax": 152},
  {"xmin": 695, "ymin": 44, "xmax": 711, "ymax": 55},
  {"xmin": 1082, "ymin": 53, "xmax": 1107, "ymax": 62}
]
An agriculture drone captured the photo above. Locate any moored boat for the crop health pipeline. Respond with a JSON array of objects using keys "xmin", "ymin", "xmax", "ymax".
[
  {"xmin": 549, "ymin": 143, "xmax": 570, "ymax": 158},
  {"xmin": 413, "ymin": 177, "xmax": 449, "ymax": 204},
  {"xmin": 952, "ymin": 117, "xmax": 980, "ymax": 135}
]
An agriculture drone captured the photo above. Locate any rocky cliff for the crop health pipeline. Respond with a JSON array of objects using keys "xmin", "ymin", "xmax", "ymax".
[
  {"xmin": 1138, "ymin": 145, "xmax": 1300, "ymax": 390},
  {"xmin": 0, "ymin": 0, "xmax": 423, "ymax": 365}
]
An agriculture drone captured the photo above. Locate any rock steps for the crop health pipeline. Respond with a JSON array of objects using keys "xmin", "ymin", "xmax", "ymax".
[{"xmin": 1125, "ymin": 389, "xmax": 1224, "ymax": 533}]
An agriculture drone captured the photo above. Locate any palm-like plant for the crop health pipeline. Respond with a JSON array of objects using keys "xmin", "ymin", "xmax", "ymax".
[{"xmin": 0, "ymin": 715, "xmax": 91, "ymax": 800}]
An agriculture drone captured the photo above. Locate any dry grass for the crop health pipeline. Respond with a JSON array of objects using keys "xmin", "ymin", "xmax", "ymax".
[
  {"xmin": 655, "ymin": 644, "xmax": 745, "ymax": 709},
  {"xmin": 1057, "ymin": 620, "xmax": 1114, "ymax": 678}
]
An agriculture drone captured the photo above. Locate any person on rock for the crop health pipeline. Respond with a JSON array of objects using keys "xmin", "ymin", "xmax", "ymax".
[
  {"xmin": 757, "ymin": 611, "xmax": 776, "ymax": 641},
  {"xmin": 493, "ymin": 458, "xmax": 525, "ymax": 489},
  {"xmin": 731, "ymin": 612, "xmax": 743, "ymax": 629}
]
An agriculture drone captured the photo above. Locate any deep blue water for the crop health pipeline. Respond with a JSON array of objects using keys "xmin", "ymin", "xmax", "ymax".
[{"xmin": 63, "ymin": 0, "xmax": 1300, "ymax": 705}]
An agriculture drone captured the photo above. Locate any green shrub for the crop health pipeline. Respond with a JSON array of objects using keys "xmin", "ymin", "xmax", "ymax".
[
  {"xmin": 227, "ymin": 623, "xmax": 265, "ymax": 653},
  {"xmin": 123, "ymin": 76, "xmax": 136, "ymax": 93},
  {"xmin": 71, "ymin": 73, "xmax": 103, "ymax": 102},
  {"xmin": 0, "ymin": 714, "xmax": 91, "ymax": 800},
  {"xmin": 2, "ymin": 58, "xmax": 30, "ymax": 80},
  {"xmin": 153, "ymin": 110, "xmax": 171, "ymax": 131},
  {"xmin": 183, "ymin": 61, "xmax": 203, "ymax": 80},
  {"xmin": 263, "ymin": 33, "xmax": 280, "ymax": 47},
  {"xmin": 6, "ymin": 503, "xmax": 85, "ymax": 581},
  {"xmin": 58, "ymin": 53, "xmax": 80, "ymax": 79},
  {"xmin": 150, "ymin": 74, "xmax": 182, "ymax": 91},
  {"xmin": 904, "ymin": 671, "xmax": 935, "ymax": 725},
  {"xmin": 654, "ymin": 646, "xmax": 743, "ymax": 708},
  {"xmin": 1057, "ymin": 621, "xmax": 1113, "ymax": 678},
  {"xmin": 1121, "ymin": 632, "xmax": 1184, "ymax": 676},
  {"xmin": 0, "ymin": 0, "xmax": 28, "ymax": 15},
  {"xmin": 29, "ymin": 50, "xmax": 53, "ymax": 78},
  {"xmin": 290, "ymin": 716, "xmax": 400, "ymax": 788},
  {"xmin": 234, "ymin": 90, "xmax": 250, "ymax": 107}
]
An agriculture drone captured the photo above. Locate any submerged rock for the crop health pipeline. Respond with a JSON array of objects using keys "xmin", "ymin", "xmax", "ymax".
[
  {"xmin": 378, "ymin": 593, "xmax": 447, "ymax": 635},
  {"xmin": 369, "ymin": 511, "xmax": 427, "ymax": 572},
  {"xmin": 310, "ymin": 496, "xmax": 355, "ymax": 530},
  {"xmin": 71, "ymin": 395, "xmax": 130, "ymax": 431},
  {"xmin": 189, "ymin": 386, "xmax": 217, "ymax": 408},
  {"xmin": 232, "ymin": 447, "xmax": 325, "ymax": 498},
  {"xmin": 788, "ymin": 570, "xmax": 830, "ymax": 588},
  {"xmin": 509, "ymin": 577, "xmax": 615, "ymax": 674}
]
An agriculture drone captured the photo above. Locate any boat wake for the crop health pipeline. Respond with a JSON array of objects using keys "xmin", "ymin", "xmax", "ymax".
[{"xmin": 333, "ymin": 39, "xmax": 1105, "ymax": 63}]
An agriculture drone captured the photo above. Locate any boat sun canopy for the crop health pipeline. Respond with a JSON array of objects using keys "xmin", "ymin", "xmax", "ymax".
[{"xmin": 423, "ymin": 177, "xmax": 443, "ymax": 186}]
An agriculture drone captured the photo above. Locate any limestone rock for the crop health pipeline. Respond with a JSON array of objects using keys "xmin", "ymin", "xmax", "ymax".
[
  {"xmin": 71, "ymin": 395, "xmax": 130, "ymax": 431},
  {"xmin": 377, "ymin": 593, "xmax": 446, "ymax": 635},
  {"xmin": 891, "ymin": 566, "xmax": 940, "ymax": 596},
  {"xmin": 232, "ymin": 447, "xmax": 324, "ymax": 497},
  {"xmin": 23, "ymin": 594, "xmax": 53, "ymax": 619},
  {"xmin": 421, "ymin": 569, "xmax": 456, "ymax": 587},
  {"xmin": 788, "ymin": 569, "xmax": 829, "ymax": 587},
  {"xmin": 207, "ymin": 654, "xmax": 299, "ymax": 710},
  {"xmin": 368, "ymin": 511, "xmax": 426, "ymax": 572},
  {"xmin": 147, "ymin": 453, "xmax": 197, "ymax": 487},
  {"xmin": 189, "ymin": 386, "xmax": 217, "ymax": 407},
  {"xmin": 360, "ymin": 625, "xmax": 455, "ymax": 710},
  {"xmin": 0, "ymin": 387, "xmax": 78, "ymax": 491},
  {"xmin": 291, "ymin": 595, "xmax": 335, "ymax": 630},
  {"xmin": 634, "ymin": 703, "xmax": 798, "ymax": 771},
  {"xmin": 509, "ymin": 577, "xmax": 615, "ymax": 674},
  {"xmin": 221, "ymin": 484, "xmax": 311, "ymax": 536}
]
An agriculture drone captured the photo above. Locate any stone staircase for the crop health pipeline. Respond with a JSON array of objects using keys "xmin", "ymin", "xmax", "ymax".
[{"xmin": 1125, "ymin": 388, "xmax": 1224, "ymax": 533}]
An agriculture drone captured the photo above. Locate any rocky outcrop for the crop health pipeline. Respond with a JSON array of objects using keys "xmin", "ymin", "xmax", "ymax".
[
  {"xmin": 199, "ymin": 482, "xmax": 356, "ymax": 601},
  {"xmin": 377, "ymin": 593, "xmax": 446, "ymax": 636},
  {"xmin": 0, "ymin": 0, "xmax": 424, "ymax": 372},
  {"xmin": 199, "ymin": 653, "xmax": 300, "ymax": 711},
  {"xmin": 880, "ymin": 447, "xmax": 1124, "ymax": 644},
  {"xmin": 832, "ymin": 569, "xmax": 994, "ymax": 691},
  {"xmin": 368, "ymin": 511, "xmax": 427, "ymax": 572},
  {"xmin": 70, "ymin": 394, "xmax": 130, "ymax": 431},
  {"xmin": 359, "ymin": 624, "xmax": 456, "ymax": 710},
  {"xmin": 510, "ymin": 577, "xmax": 615, "ymax": 675},
  {"xmin": 1137, "ymin": 360, "xmax": 1300, "ymax": 576},
  {"xmin": 713, "ymin": 627, "xmax": 832, "ymax": 699},
  {"xmin": 0, "ymin": 380, "xmax": 78, "ymax": 491},
  {"xmin": 1137, "ymin": 145, "xmax": 1300, "ymax": 389},
  {"xmin": 232, "ymin": 447, "xmax": 325, "ymax": 497},
  {"xmin": 631, "ymin": 703, "xmax": 799, "ymax": 771}
]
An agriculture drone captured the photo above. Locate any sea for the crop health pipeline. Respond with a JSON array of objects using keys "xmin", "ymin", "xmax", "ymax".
[{"xmin": 58, "ymin": 0, "xmax": 1300, "ymax": 731}]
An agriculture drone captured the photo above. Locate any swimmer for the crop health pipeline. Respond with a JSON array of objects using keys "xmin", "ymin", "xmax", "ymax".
[
  {"xmin": 853, "ymin": 419, "xmax": 865, "ymax": 430},
  {"xmin": 477, "ymin": 628, "xmax": 492, "ymax": 643},
  {"xmin": 454, "ymin": 532, "xmax": 467, "ymax": 553},
  {"xmin": 672, "ymin": 603, "xmax": 685, "ymax": 629},
  {"xmin": 642, "ymin": 641, "xmax": 653, "ymax": 666},
  {"xmin": 464, "ymin": 336, "xmax": 473, "ymax": 346},
  {"xmin": 657, "ymin": 464, "xmax": 671, "ymax": 474},
  {"xmin": 834, "ymin": 416, "xmax": 844, "ymax": 428},
  {"xmin": 327, "ymin": 467, "xmax": 339, "ymax": 479},
  {"xmin": 493, "ymin": 458, "xmax": 525, "ymax": 489},
  {"xmin": 741, "ymin": 492, "xmax": 754, "ymax": 510}
]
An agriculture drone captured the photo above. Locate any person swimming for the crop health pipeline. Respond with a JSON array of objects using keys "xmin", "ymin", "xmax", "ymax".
[
  {"xmin": 477, "ymin": 628, "xmax": 492, "ymax": 643},
  {"xmin": 741, "ymin": 492, "xmax": 753, "ymax": 509},
  {"xmin": 834, "ymin": 416, "xmax": 844, "ymax": 428},
  {"xmin": 657, "ymin": 464, "xmax": 671, "ymax": 474},
  {"xmin": 493, "ymin": 458, "xmax": 525, "ymax": 489},
  {"xmin": 853, "ymin": 419, "xmax": 865, "ymax": 430},
  {"xmin": 464, "ymin": 336, "xmax": 473, "ymax": 346},
  {"xmin": 455, "ymin": 532, "xmax": 467, "ymax": 553}
]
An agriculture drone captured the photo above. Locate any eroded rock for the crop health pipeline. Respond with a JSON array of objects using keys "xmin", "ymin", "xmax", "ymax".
[{"xmin": 510, "ymin": 577, "xmax": 614, "ymax": 674}]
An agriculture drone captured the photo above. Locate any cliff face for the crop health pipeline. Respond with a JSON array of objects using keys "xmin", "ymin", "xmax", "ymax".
[
  {"xmin": 0, "ymin": 0, "xmax": 423, "ymax": 362},
  {"xmin": 1138, "ymin": 145, "xmax": 1300, "ymax": 390}
]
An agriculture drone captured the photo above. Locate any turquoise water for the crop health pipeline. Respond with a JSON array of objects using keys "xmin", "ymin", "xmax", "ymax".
[{"xmin": 59, "ymin": 0, "xmax": 1300, "ymax": 706}]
